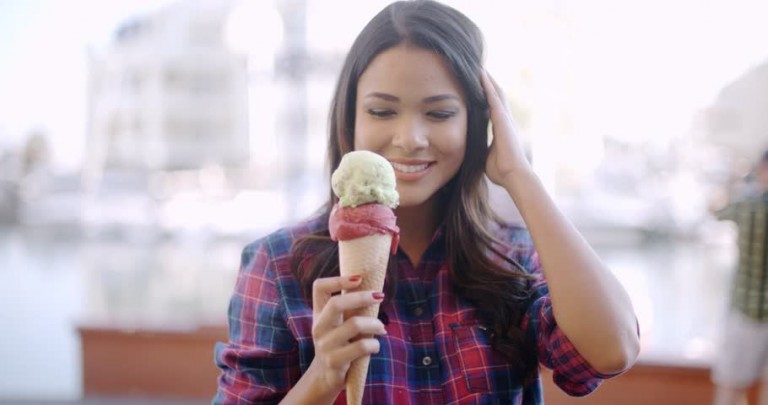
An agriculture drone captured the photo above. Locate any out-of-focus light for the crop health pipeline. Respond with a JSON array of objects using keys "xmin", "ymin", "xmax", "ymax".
[{"xmin": 224, "ymin": 0, "xmax": 284, "ymax": 72}]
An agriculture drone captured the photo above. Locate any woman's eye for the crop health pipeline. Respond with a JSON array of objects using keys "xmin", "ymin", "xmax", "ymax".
[
  {"xmin": 368, "ymin": 109, "xmax": 395, "ymax": 118},
  {"xmin": 427, "ymin": 110, "xmax": 456, "ymax": 120}
]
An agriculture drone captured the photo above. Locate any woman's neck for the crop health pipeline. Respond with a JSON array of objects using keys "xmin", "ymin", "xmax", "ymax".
[{"xmin": 395, "ymin": 199, "xmax": 444, "ymax": 265}]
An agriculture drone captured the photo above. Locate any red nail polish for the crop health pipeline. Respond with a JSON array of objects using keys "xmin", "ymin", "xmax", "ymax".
[
  {"xmin": 349, "ymin": 275, "xmax": 362, "ymax": 282},
  {"xmin": 372, "ymin": 292, "xmax": 385, "ymax": 300}
]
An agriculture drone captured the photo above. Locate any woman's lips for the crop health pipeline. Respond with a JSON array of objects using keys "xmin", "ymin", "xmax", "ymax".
[
  {"xmin": 389, "ymin": 160, "xmax": 433, "ymax": 181},
  {"xmin": 391, "ymin": 161, "xmax": 430, "ymax": 173}
]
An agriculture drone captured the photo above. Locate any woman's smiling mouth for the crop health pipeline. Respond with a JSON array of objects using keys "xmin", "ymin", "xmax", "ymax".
[{"xmin": 391, "ymin": 161, "xmax": 431, "ymax": 173}]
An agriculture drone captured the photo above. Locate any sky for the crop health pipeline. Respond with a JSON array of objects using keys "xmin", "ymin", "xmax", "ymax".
[
  {"xmin": 0, "ymin": 0, "xmax": 175, "ymax": 170},
  {"xmin": 1, "ymin": 0, "xmax": 767, "ymax": 172}
]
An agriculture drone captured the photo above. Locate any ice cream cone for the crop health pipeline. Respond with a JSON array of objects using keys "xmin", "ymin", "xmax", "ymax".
[
  {"xmin": 339, "ymin": 232, "xmax": 392, "ymax": 405},
  {"xmin": 330, "ymin": 151, "xmax": 399, "ymax": 405}
]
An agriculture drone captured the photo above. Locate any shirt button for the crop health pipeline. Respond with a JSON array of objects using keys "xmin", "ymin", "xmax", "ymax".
[
  {"xmin": 421, "ymin": 356, "xmax": 432, "ymax": 366},
  {"xmin": 413, "ymin": 306, "xmax": 424, "ymax": 317}
]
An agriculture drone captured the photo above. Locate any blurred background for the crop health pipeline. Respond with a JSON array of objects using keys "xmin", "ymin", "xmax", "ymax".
[{"xmin": 1, "ymin": 0, "xmax": 767, "ymax": 403}]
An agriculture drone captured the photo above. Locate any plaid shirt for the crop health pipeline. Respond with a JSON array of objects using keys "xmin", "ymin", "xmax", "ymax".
[
  {"xmin": 214, "ymin": 214, "xmax": 612, "ymax": 404},
  {"xmin": 717, "ymin": 192, "xmax": 768, "ymax": 321}
]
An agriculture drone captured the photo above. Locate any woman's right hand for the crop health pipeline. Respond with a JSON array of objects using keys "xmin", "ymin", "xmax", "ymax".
[{"xmin": 308, "ymin": 275, "xmax": 387, "ymax": 396}]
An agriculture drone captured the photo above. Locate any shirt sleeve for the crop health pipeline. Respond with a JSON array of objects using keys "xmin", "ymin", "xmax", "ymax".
[
  {"xmin": 213, "ymin": 241, "xmax": 300, "ymax": 405},
  {"xmin": 521, "ymin": 251, "xmax": 619, "ymax": 397}
]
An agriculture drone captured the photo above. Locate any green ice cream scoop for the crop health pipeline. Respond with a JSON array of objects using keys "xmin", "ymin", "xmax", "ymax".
[{"xmin": 332, "ymin": 151, "xmax": 399, "ymax": 209}]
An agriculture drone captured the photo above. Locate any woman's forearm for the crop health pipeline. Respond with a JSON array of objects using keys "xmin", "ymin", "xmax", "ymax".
[{"xmin": 503, "ymin": 169, "xmax": 640, "ymax": 374}]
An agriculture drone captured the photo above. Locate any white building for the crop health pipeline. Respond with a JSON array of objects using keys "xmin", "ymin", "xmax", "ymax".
[{"xmin": 86, "ymin": 0, "xmax": 248, "ymax": 173}]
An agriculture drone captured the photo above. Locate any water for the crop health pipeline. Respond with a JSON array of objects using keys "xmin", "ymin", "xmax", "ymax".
[
  {"xmin": 595, "ymin": 238, "xmax": 734, "ymax": 364},
  {"xmin": 0, "ymin": 225, "xmax": 736, "ymax": 400},
  {"xmin": 0, "ymin": 226, "xmax": 243, "ymax": 401},
  {"xmin": 1, "ymin": 227, "xmax": 86, "ymax": 400}
]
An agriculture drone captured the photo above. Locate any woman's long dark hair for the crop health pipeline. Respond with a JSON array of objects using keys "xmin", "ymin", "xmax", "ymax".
[{"xmin": 290, "ymin": 0, "xmax": 538, "ymax": 379}]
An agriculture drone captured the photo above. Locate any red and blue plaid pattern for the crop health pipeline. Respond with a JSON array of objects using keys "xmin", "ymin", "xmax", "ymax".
[{"xmin": 214, "ymin": 214, "xmax": 613, "ymax": 404}]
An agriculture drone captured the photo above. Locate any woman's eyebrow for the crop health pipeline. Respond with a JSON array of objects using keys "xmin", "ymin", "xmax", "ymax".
[
  {"xmin": 363, "ymin": 92, "xmax": 461, "ymax": 104},
  {"xmin": 364, "ymin": 92, "xmax": 399, "ymax": 102},
  {"xmin": 423, "ymin": 94, "xmax": 461, "ymax": 103}
]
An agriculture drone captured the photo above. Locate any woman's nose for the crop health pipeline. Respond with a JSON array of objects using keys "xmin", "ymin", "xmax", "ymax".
[{"xmin": 392, "ymin": 116, "xmax": 428, "ymax": 151}]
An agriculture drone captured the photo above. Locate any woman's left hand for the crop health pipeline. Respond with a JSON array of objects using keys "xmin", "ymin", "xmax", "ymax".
[{"xmin": 481, "ymin": 70, "xmax": 532, "ymax": 188}]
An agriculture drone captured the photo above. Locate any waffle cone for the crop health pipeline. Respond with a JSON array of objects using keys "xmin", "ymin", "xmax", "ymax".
[{"xmin": 338, "ymin": 232, "xmax": 392, "ymax": 405}]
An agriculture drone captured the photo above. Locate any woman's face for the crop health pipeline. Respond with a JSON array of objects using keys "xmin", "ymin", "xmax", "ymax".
[{"xmin": 354, "ymin": 44, "xmax": 467, "ymax": 209}]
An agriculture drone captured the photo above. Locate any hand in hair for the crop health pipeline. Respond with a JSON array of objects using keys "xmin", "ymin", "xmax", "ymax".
[{"xmin": 481, "ymin": 70, "xmax": 532, "ymax": 189}]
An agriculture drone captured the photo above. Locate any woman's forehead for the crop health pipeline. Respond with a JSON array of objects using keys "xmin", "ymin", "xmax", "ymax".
[{"xmin": 357, "ymin": 45, "xmax": 464, "ymax": 102}]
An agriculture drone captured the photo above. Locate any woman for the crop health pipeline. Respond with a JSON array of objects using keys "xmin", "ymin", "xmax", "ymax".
[{"xmin": 214, "ymin": 1, "xmax": 640, "ymax": 403}]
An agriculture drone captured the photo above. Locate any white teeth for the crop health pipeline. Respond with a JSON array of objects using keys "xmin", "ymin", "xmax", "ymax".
[{"xmin": 391, "ymin": 162, "xmax": 429, "ymax": 173}]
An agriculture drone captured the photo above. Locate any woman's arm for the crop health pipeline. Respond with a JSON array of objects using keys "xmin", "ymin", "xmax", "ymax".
[
  {"xmin": 214, "ymin": 242, "xmax": 303, "ymax": 404},
  {"xmin": 481, "ymin": 71, "xmax": 640, "ymax": 374}
]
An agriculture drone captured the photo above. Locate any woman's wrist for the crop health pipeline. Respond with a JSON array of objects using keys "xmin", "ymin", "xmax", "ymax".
[
  {"xmin": 280, "ymin": 361, "xmax": 341, "ymax": 405},
  {"xmin": 498, "ymin": 166, "xmax": 538, "ymax": 199}
]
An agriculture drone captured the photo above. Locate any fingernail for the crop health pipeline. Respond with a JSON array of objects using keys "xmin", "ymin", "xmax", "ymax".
[
  {"xmin": 372, "ymin": 292, "xmax": 385, "ymax": 300},
  {"xmin": 349, "ymin": 275, "xmax": 362, "ymax": 282}
]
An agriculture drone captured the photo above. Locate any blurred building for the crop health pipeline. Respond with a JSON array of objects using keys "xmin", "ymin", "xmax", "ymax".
[
  {"xmin": 705, "ymin": 59, "xmax": 768, "ymax": 163},
  {"xmin": 85, "ymin": 0, "xmax": 248, "ymax": 175}
]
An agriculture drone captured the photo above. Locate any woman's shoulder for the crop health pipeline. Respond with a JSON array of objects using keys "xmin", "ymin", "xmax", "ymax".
[
  {"xmin": 489, "ymin": 221, "xmax": 540, "ymax": 273},
  {"xmin": 491, "ymin": 221, "xmax": 534, "ymax": 247},
  {"xmin": 241, "ymin": 212, "xmax": 329, "ymax": 269}
]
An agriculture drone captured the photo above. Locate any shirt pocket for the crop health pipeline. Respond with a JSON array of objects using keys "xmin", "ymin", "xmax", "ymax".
[{"xmin": 449, "ymin": 321, "xmax": 522, "ymax": 397}]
